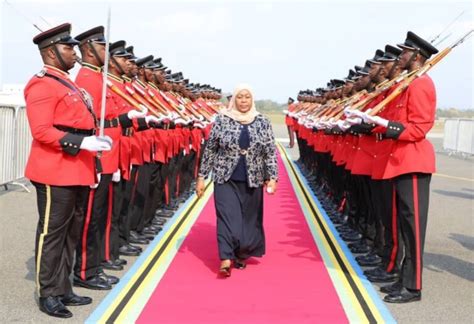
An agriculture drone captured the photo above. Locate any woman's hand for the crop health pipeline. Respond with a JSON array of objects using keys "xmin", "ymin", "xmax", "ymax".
[
  {"xmin": 265, "ymin": 179, "xmax": 277, "ymax": 195},
  {"xmin": 195, "ymin": 177, "xmax": 205, "ymax": 198}
]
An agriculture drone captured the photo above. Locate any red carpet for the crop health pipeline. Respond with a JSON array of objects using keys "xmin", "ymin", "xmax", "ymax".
[{"xmin": 136, "ymin": 155, "xmax": 348, "ymax": 324}]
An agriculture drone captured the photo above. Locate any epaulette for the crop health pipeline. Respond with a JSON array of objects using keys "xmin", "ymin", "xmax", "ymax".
[{"xmin": 36, "ymin": 69, "xmax": 46, "ymax": 78}]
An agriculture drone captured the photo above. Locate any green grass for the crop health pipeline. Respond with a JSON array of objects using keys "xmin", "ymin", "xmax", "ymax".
[{"xmin": 263, "ymin": 112, "xmax": 285, "ymax": 125}]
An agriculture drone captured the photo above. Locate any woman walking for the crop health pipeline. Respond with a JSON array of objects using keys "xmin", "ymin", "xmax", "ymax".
[{"xmin": 196, "ymin": 84, "xmax": 278, "ymax": 277}]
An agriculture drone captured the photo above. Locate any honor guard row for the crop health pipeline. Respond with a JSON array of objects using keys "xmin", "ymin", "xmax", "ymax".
[
  {"xmin": 286, "ymin": 31, "xmax": 440, "ymax": 304},
  {"xmin": 25, "ymin": 23, "xmax": 224, "ymax": 318}
]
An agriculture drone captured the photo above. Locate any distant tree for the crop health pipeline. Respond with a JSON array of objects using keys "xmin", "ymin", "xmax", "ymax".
[
  {"xmin": 437, "ymin": 108, "xmax": 474, "ymax": 118},
  {"xmin": 255, "ymin": 99, "xmax": 286, "ymax": 112}
]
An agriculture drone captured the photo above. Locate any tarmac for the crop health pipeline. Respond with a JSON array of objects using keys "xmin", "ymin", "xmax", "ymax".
[{"xmin": 0, "ymin": 122, "xmax": 472, "ymax": 323}]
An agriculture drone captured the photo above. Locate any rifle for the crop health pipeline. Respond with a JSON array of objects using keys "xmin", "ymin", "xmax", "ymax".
[
  {"xmin": 368, "ymin": 30, "xmax": 473, "ymax": 116},
  {"xmin": 124, "ymin": 84, "xmax": 165, "ymax": 118},
  {"xmin": 131, "ymin": 83, "xmax": 169, "ymax": 116},
  {"xmin": 98, "ymin": 7, "xmax": 111, "ymax": 137},
  {"xmin": 106, "ymin": 80, "xmax": 149, "ymax": 113}
]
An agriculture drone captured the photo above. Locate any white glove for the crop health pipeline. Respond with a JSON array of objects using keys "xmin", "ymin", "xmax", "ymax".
[
  {"xmin": 315, "ymin": 122, "xmax": 327, "ymax": 130},
  {"xmin": 90, "ymin": 173, "xmax": 101, "ymax": 189},
  {"xmin": 336, "ymin": 120, "xmax": 351, "ymax": 131},
  {"xmin": 174, "ymin": 118, "xmax": 187, "ymax": 125},
  {"xmin": 345, "ymin": 117, "xmax": 363, "ymax": 125},
  {"xmin": 80, "ymin": 136, "xmax": 112, "ymax": 152},
  {"xmin": 127, "ymin": 109, "xmax": 147, "ymax": 119},
  {"xmin": 344, "ymin": 107, "xmax": 364, "ymax": 118},
  {"xmin": 362, "ymin": 114, "xmax": 389, "ymax": 128},
  {"xmin": 328, "ymin": 118, "xmax": 338, "ymax": 128},
  {"xmin": 112, "ymin": 169, "xmax": 121, "ymax": 182},
  {"xmin": 283, "ymin": 109, "xmax": 289, "ymax": 115},
  {"xmin": 145, "ymin": 115, "xmax": 161, "ymax": 125},
  {"xmin": 139, "ymin": 105, "xmax": 148, "ymax": 115}
]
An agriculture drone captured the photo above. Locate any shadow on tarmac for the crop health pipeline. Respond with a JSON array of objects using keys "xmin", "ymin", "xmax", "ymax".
[
  {"xmin": 432, "ymin": 189, "xmax": 474, "ymax": 200},
  {"xmin": 424, "ymin": 252, "xmax": 474, "ymax": 282}
]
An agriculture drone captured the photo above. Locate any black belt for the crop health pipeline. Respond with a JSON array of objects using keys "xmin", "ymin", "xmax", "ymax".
[
  {"xmin": 122, "ymin": 128, "xmax": 133, "ymax": 137},
  {"xmin": 375, "ymin": 133, "xmax": 390, "ymax": 141},
  {"xmin": 54, "ymin": 125, "xmax": 95, "ymax": 136},
  {"xmin": 101, "ymin": 118, "xmax": 120, "ymax": 128}
]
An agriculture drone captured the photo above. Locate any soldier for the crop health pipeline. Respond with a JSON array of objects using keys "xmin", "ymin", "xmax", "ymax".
[
  {"xmin": 73, "ymin": 28, "xmax": 132, "ymax": 291},
  {"xmin": 285, "ymin": 97, "xmax": 296, "ymax": 148},
  {"xmin": 26, "ymin": 23, "xmax": 112, "ymax": 318},
  {"xmin": 356, "ymin": 32, "xmax": 438, "ymax": 303},
  {"xmin": 104, "ymin": 40, "xmax": 149, "ymax": 259}
]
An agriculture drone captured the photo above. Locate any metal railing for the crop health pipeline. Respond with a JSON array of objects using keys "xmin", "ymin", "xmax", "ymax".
[
  {"xmin": 443, "ymin": 118, "xmax": 474, "ymax": 156},
  {"xmin": 0, "ymin": 105, "xmax": 32, "ymax": 191}
]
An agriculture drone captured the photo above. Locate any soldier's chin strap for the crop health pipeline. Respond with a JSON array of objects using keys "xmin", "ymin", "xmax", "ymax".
[
  {"xmin": 405, "ymin": 49, "xmax": 419, "ymax": 71},
  {"xmin": 153, "ymin": 74, "xmax": 163, "ymax": 86},
  {"xmin": 87, "ymin": 42, "xmax": 104, "ymax": 67},
  {"xmin": 52, "ymin": 45, "xmax": 69, "ymax": 72},
  {"xmin": 388, "ymin": 59, "xmax": 399, "ymax": 79},
  {"xmin": 111, "ymin": 56, "xmax": 126, "ymax": 76},
  {"xmin": 373, "ymin": 64, "xmax": 383, "ymax": 80}
]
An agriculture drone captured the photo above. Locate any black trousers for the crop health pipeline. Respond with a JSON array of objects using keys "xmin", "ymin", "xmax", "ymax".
[
  {"xmin": 370, "ymin": 179, "xmax": 396, "ymax": 268},
  {"xmin": 131, "ymin": 164, "xmax": 152, "ymax": 232},
  {"xmin": 32, "ymin": 182, "xmax": 89, "ymax": 297},
  {"xmin": 151, "ymin": 163, "xmax": 166, "ymax": 212},
  {"xmin": 115, "ymin": 166, "xmax": 138, "ymax": 251},
  {"xmin": 142, "ymin": 163, "xmax": 164, "ymax": 227},
  {"xmin": 394, "ymin": 173, "xmax": 431, "ymax": 290},
  {"xmin": 74, "ymin": 174, "xmax": 112, "ymax": 279},
  {"xmin": 214, "ymin": 180, "xmax": 265, "ymax": 260}
]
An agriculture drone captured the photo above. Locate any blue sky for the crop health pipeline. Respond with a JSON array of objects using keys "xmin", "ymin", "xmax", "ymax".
[{"xmin": 0, "ymin": 0, "xmax": 473, "ymax": 108}]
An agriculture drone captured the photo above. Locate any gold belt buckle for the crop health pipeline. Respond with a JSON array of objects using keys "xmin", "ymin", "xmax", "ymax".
[{"xmin": 239, "ymin": 149, "xmax": 248, "ymax": 155}]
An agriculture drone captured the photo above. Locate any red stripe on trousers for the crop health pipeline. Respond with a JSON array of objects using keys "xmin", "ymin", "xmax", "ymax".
[
  {"xmin": 412, "ymin": 174, "xmax": 421, "ymax": 290},
  {"xmin": 176, "ymin": 174, "xmax": 180, "ymax": 197},
  {"xmin": 165, "ymin": 178, "xmax": 169, "ymax": 204},
  {"xmin": 81, "ymin": 190, "xmax": 95, "ymax": 280},
  {"xmin": 387, "ymin": 184, "xmax": 398, "ymax": 273},
  {"xmin": 104, "ymin": 182, "xmax": 114, "ymax": 261},
  {"xmin": 130, "ymin": 168, "xmax": 139, "ymax": 206}
]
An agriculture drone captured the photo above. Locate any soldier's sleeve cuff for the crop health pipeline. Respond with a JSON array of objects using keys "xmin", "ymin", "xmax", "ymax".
[
  {"xmin": 150, "ymin": 121, "xmax": 164, "ymax": 129},
  {"xmin": 59, "ymin": 133, "xmax": 84, "ymax": 156},
  {"xmin": 118, "ymin": 113, "xmax": 133, "ymax": 128},
  {"xmin": 351, "ymin": 122, "xmax": 376, "ymax": 135},
  {"xmin": 136, "ymin": 117, "xmax": 149, "ymax": 131},
  {"xmin": 385, "ymin": 121, "xmax": 405, "ymax": 139}
]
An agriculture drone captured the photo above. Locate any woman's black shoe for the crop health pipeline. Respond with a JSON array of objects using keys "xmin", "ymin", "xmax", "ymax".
[
  {"xmin": 219, "ymin": 266, "xmax": 231, "ymax": 277},
  {"xmin": 39, "ymin": 296, "xmax": 72, "ymax": 318},
  {"xmin": 219, "ymin": 260, "xmax": 232, "ymax": 277},
  {"xmin": 234, "ymin": 260, "xmax": 247, "ymax": 269}
]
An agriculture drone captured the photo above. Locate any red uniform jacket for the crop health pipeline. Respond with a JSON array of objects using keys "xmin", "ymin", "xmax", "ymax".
[
  {"xmin": 24, "ymin": 65, "xmax": 96, "ymax": 186},
  {"xmin": 285, "ymin": 103, "xmax": 296, "ymax": 127},
  {"xmin": 75, "ymin": 65, "xmax": 122, "ymax": 174},
  {"xmin": 351, "ymin": 92, "xmax": 387, "ymax": 176},
  {"xmin": 380, "ymin": 75, "xmax": 436, "ymax": 179}
]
